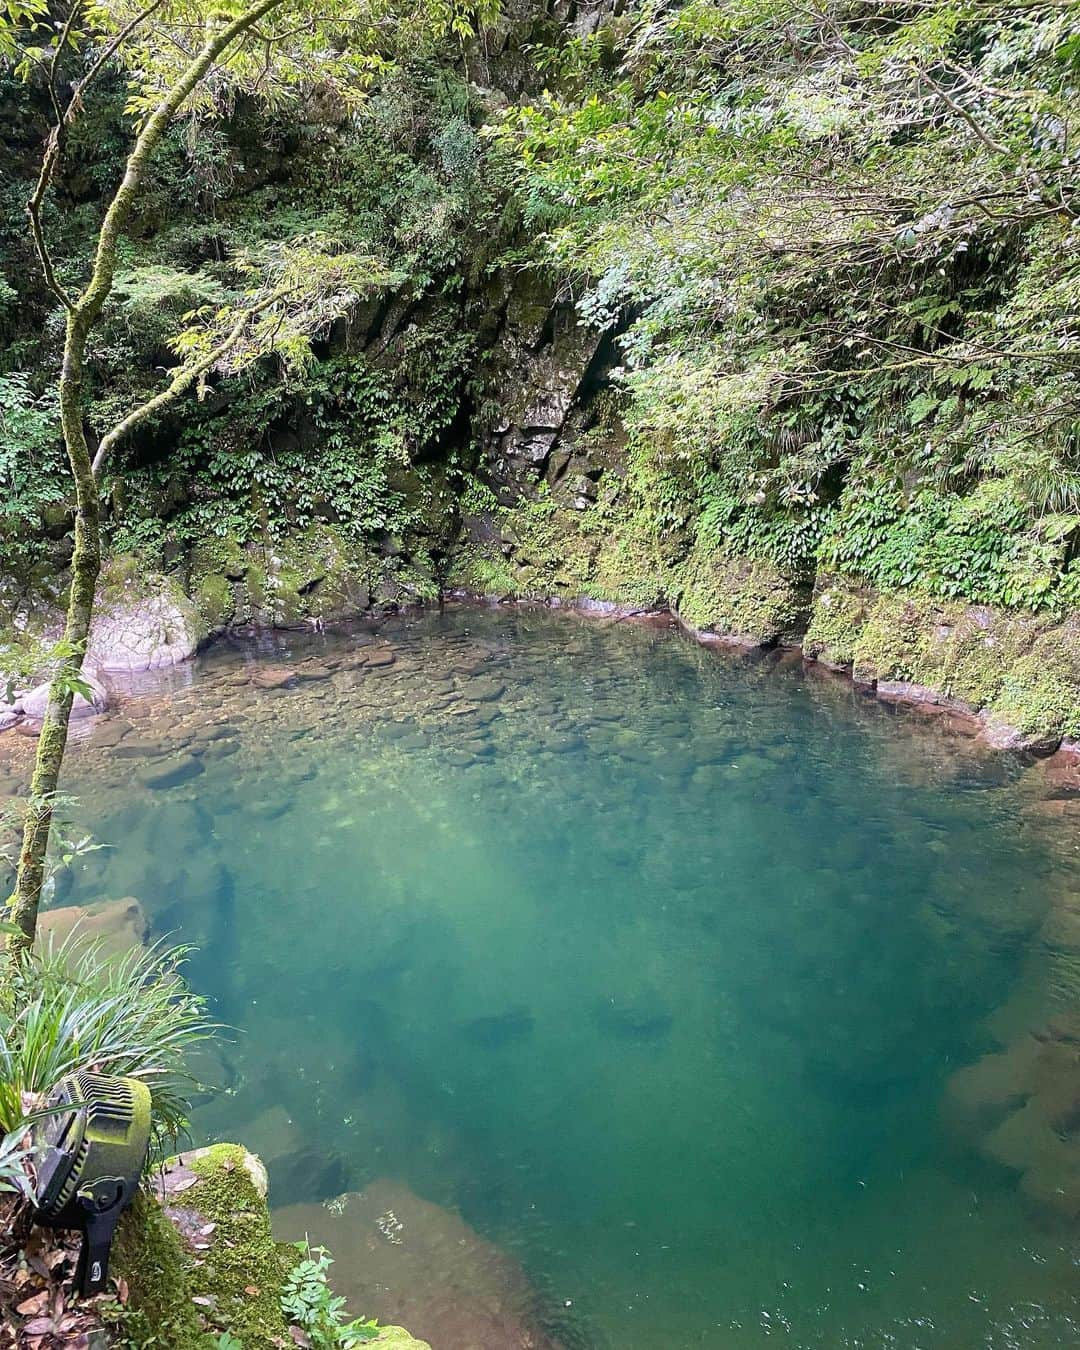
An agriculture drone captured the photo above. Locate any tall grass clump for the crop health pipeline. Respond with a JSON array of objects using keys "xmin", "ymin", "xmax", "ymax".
[{"xmin": 0, "ymin": 934, "xmax": 215, "ymax": 1198}]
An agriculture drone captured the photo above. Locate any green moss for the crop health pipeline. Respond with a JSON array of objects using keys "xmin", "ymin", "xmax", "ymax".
[
  {"xmin": 673, "ymin": 546, "xmax": 809, "ymax": 644},
  {"xmin": 111, "ymin": 1191, "xmax": 208, "ymax": 1349},
  {"xmin": 183, "ymin": 1143, "xmax": 294, "ymax": 1349},
  {"xmin": 192, "ymin": 572, "xmax": 234, "ymax": 633},
  {"xmin": 372, "ymin": 1328, "xmax": 433, "ymax": 1349},
  {"xmin": 804, "ymin": 578, "xmax": 870, "ymax": 667},
  {"xmin": 447, "ymin": 543, "xmax": 520, "ymax": 596},
  {"xmin": 850, "ymin": 592, "xmax": 935, "ymax": 683},
  {"xmin": 989, "ymin": 622, "xmax": 1080, "ymax": 739},
  {"xmin": 110, "ymin": 1145, "xmax": 293, "ymax": 1350}
]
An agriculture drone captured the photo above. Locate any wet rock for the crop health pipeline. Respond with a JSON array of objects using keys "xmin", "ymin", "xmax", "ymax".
[
  {"xmin": 273, "ymin": 1179, "xmax": 559, "ymax": 1350},
  {"xmin": 112, "ymin": 736, "xmax": 169, "ymax": 758},
  {"xmin": 296, "ymin": 662, "xmax": 334, "ymax": 682},
  {"xmin": 139, "ymin": 755, "xmax": 205, "ymax": 789},
  {"xmin": 251, "ymin": 666, "xmax": 297, "ymax": 690},
  {"xmin": 91, "ymin": 717, "xmax": 133, "ymax": 748},
  {"xmin": 461, "ymin": 677, "xmax": 506, "ymax": 702},
  {"xmin": 365, "ymin": 646, "xmax": 397, "ymax": 668},
  {"xmin": 38, "ymin": 896, "xmax": 148, "ymax": 958},
  {"xmin": 191, "ymin": 722, "xmax": 236, "ymax": 743},
  {"xmin": 980, "ymin": 714, "xmax": 1061, "ymax": 756}
]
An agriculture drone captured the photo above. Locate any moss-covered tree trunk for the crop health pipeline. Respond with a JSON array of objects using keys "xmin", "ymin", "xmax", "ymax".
[
  {"xmin": 5, "ymin": 0, "xmax": 287, "ymax": 958},
  {"xmin": 6, "ymin": 319, "xmax": 102, "ymax": 953}
]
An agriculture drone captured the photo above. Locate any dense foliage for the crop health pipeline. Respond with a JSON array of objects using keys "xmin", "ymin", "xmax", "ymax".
[
  {"xmin": 499, "ymin": 0, "xmax": 1080, "ymax": 611},
  {"xmin": 1, "ymin": 0, "xmax": 1079, "ymax": 620}
]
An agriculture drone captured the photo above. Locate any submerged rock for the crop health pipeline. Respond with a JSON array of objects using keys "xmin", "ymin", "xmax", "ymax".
[
  {"xmin": 37, "ymin": 896, "xmax": 148, "ymax": 958},
  {"xmin": 251, "ymin": 665, "xmax": 298, "ymax": 690},
  {"xmin": 944, "ymin": 1028, "xmax": 1080, "ymax": 1218},
  {"xmin": 593, "ymin": 992, "xmax": 674, "ymax": 1041},
  {"xmin": 139, "ymin": 754, "xmax": 205, "ymax": 789},
  {"xmin": 273, "ymin": 1179, "xmax": 559, "ymax": 1350},
  {"xmin": 460, "ymin": 1007, "xmax": 535, "ymax": 1049}
]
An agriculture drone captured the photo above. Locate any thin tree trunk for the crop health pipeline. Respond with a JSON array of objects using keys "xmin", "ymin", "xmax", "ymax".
[
  {"xmin": 6, "ymin": 322, "xmax": 101, "ymax": 954},
  {"xmin": 5, "ymin": 0, "xmax": 286, "ymax": 958}
]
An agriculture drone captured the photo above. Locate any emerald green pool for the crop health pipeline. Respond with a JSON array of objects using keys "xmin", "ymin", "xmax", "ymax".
[{"xmin": 58, "ymin": 605, "xmax": 1080, "ymax": 1347}]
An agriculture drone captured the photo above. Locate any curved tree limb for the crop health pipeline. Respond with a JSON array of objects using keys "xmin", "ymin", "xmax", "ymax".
[{"xmin": 91, "ymin": 283, "xmax": 296, "ymax": 474}]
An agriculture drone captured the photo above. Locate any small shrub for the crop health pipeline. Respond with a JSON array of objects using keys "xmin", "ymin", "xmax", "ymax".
[{"xmin": 282, "ymin": 1242, "xmax": 380, "ymax": 1347}]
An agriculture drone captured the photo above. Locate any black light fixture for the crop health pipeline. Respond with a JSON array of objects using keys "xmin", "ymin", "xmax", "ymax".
[{"xmin": 31, "ymin": 1071, "xmax": 152, "ymax": 1296}]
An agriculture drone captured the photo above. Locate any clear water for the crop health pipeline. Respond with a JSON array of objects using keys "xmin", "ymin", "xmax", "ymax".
[{"xmin": 45, "ymin": 605, "xmax": 1080, "ymax": 1348}]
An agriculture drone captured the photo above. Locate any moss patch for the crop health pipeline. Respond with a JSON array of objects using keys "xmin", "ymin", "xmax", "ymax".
[
  {"xmin": 111, "ymin": 1191, "xmax": 207, "ymax": 1349},
  {"xmin": 804, "ymin": 578, "xmax": 871, "ymax": 667},
  {"xmin": 989, "ymin": 620, "xmax": 1080, "ymax": 740},
  {"xmin": 111, "ymin": 1144, "xmax": 292, "ymax": 1349},
  {"xmin": 673, "ymin": 547, "xmax": 809, "ymax": 645}
]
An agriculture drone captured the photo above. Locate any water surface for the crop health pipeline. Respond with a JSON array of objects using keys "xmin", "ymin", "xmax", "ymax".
[{"xmin": 45, "ymin": 605, "xmax": 1080, "ymax": 1347}]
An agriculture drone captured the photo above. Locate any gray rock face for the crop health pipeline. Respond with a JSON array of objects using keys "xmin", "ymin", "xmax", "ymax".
[{"xmin": 88, "ymin": 589, "xmax": 203, "ymax": 673}]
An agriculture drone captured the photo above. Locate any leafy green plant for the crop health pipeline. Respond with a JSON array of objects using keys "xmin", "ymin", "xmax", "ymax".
[
  {"xmin": 0, "ymin": 1123, "xmax": 32, "ymax": 1198},
  {"xmin": 0, "ymin": 935, "xmax": 215, "ymax": 1176},
  {"xmin": 281, "ymin": 1242, "xmax": 380, "ymax": 1347}
]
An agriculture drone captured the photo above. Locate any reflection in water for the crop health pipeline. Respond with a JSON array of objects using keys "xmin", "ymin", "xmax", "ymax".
[{"xmin": 13, "ymin": 603, "xmax": 1079, "ymax": 1348}]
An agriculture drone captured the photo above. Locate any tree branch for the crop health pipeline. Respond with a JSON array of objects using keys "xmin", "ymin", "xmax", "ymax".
[{"xmin": 91, "ymin": 284, "xmax": 296, "ymax": 474}]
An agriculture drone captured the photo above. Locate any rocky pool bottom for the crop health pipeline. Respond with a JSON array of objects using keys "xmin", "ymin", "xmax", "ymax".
[{"xmin": 4, "ymin": 604, "xmax": 1080, "ymax": 1348}]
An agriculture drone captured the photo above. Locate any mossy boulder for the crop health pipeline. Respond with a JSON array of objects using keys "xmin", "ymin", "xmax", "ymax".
[
  {"xmin": 87, "ymin": 559, "xmax": 207, "ymax": 672},
  {"xmin": 804, "ymin": 577, "xmax": 872, "ymax": 669},
  {"xmin": 110, "ymin": 1143, "xmax": 431, "ymax": 1349},
  {"xmin": 113, "ymin": 1143, "xmax": 292, "ymax": 1348},
  {"xmin": 189, "ymin": 527, "xmax": 380, "ymax": 631},
  {"xmin": 673, "ymin": 547, "xmax": 809, "ymax": 646},
  {"xmin": 985, "ymin": 619, "xmax": 1080, "ymax": 748}
]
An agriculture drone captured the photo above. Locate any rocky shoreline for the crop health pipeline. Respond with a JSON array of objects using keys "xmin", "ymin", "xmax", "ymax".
[{"xmin": 4, "ymin": 582, "xmax": 1078, "ymax": 775}]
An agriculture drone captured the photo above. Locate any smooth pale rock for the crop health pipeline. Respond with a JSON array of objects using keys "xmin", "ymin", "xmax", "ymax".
[
  {"xmin": 38, "ymin": 896, "xmax": 148, "ymax": 958},
  {"xmin": 273, "ymin": 1179, "xmax": 558, "ymax": 1350},
  {"xmin": 88, "ymin": 588, "xmax": 202, "ymax": 672},
  {"xmin": 19, "ymin": 670, "xmax": 111, "ymax": 720}
]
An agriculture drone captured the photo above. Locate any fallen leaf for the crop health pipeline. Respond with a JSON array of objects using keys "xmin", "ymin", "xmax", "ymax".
[
  {"xmin": 116, "ymin": 1276, "xmax": 130, "ymax": 1305},
  {"xmin": 192, "ymin": 1295, "xmax": 216, "ymax": 1307},
  {"xmin": 21, "ymin": 1318, "xmax": 56, "ymax": 1335},
  {"xmin": 244, "ymin": 1285, "xmax": 260, "ymax": 1296},
  {"xmin": 15, "ymin": 1292, "xmax": 47, "ymax": 1317}
]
